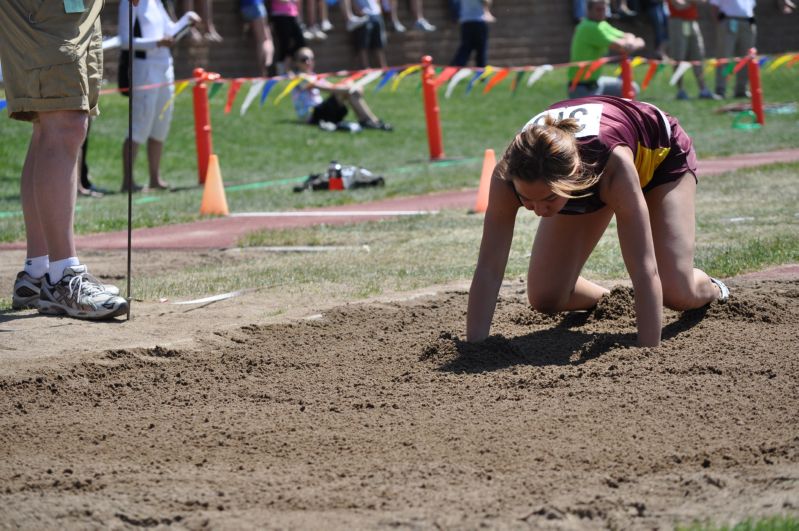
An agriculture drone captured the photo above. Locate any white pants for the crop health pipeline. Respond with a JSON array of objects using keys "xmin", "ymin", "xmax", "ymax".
[{"xmin": 130, "ymin": 59, "xmax": 174, "ymax": 145}]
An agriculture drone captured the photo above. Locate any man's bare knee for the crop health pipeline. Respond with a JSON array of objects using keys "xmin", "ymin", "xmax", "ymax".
[{"xmin": 38, "ymin": 111, "xmax": 88, "ymax": 151}]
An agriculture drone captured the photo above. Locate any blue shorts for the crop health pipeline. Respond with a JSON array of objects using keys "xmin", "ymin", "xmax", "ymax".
[{"xmin": 241, "ymin": 1, "xmax": 267, "ymax": 22}]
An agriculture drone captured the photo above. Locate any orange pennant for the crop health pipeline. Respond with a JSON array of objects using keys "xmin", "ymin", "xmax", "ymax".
[
  {"xmin": 483, "ymin": 69, "xmax": 510, "ymax": 94},
  {"xmin": 641, "ymin": 60, "xmax": 659, "ymax": 91}
]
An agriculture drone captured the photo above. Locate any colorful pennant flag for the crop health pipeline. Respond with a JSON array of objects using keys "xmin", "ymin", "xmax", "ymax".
[
  {"xmin": 392, "ymin": 65, "xmax": 422, "ymax": 91},
  {"xmin": 224, "ymin": 79, "xmax": 244, "ymax": 114},
  {"xmin": 273, "ymin": 76, "xmax": 305, "ymax": 105},
  {"xmin": 240, "ymin": 79, "xmax": 266, "ymax": 116},
  {"xmin": 483, "ymin": 68, "xmax": 509, "ymax": 94},
  {"xmin": 434, "ymin": 66, "xmax": 459, "ymax": 88},
  {"xmin": 353, "ymin": 69, "xmax": 385, "ymax": 90},
  {"xmin": 260, "ymin": 78, "xmax": 279, "ymax": 105},
  {"xmin": 526, "ymin": 65, "xmax": 553, "ymax": 87},
  {"xmin": 766, "ymin": 53, "xmax": 794, "ymax": 72},
  {"xmin": 445, "ymin": 68, "xmax": 474, "ymax": 98},
  {"xmin": 640, "ymin": 60, "xmax": 659, "ymax": 91},
  {"xmin": 465, "ymin": 69, "xmax": 484, "ymax": 94},
  {"xmin": 158, "ymin": 79, "xmax": 190, "ymax": 119},
  {"xmin": 669, "ymin": 61, "xmax": 693, "ymax": 86},
  {"xmin": 208, "ymin": 81, "xmax": 225, "ymax": 99},
  {"xmin": 375, "ymin": 68, "xmax": 398, "ymax": 92}
]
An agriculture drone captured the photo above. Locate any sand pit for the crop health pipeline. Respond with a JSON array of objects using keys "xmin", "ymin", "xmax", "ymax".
[{"xmin": 1, "ymin": 277, "xmax": 798, "ymax": 529}]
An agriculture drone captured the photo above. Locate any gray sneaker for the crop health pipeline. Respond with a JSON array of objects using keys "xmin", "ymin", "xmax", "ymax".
[
  {"xmin": 12, "ymin": 271, "xmax": 42, "ymax": 310},
  {"xmin": 38, "ymin": 265, "xmax": 128, "ymax": 320}
]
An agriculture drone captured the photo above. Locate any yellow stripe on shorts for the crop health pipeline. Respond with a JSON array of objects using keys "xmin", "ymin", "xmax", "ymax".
[{"xmin": 634, "ymin": 143, "xmax": 671, "ymax": 188}]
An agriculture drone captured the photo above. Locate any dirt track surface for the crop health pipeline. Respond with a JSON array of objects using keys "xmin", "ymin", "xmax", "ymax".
[{"xmin": 2, "ymin": 275, "xmax": 798, "ymax": 529}]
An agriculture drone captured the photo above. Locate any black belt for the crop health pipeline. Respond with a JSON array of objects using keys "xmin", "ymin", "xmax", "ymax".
[{"xmin": 133, "ymin": 50, "xmax": 146, "ymax": 59}]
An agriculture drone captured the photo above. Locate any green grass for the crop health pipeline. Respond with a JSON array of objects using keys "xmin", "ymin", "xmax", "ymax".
[
  {"xmin": 1, "ymin": 63, "xmax": 798, "ymax": 240},
  {"xmin": 678, "ymin": 515, "xmax": 799, "ymax": 531},
  {"xmin": 1, "ymin": 63, "xmax": 798, "ymax": 304}
]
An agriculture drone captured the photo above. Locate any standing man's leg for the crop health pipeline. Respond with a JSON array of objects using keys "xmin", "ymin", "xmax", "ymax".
[
  {"xmin": 733, "ymin": 20, "xmax": 756, "ymax": 97},
  {"xmin": 31, "ymin": 111, "xmax": 87, "ymax": 264}
]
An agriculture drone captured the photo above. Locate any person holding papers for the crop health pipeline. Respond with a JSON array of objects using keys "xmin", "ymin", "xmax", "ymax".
[{"xmin": 118, "ymin": 0, "xmax": 200, "ymax": 192}]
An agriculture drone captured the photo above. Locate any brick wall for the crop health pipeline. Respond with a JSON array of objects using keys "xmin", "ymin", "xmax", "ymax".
[{"xmin": 101, "ymin": 1, "xmax": 799, "ymax": 79}]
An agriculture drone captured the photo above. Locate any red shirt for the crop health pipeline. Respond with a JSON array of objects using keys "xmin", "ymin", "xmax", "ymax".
[{"xmin": 667, "ymin": 0, "xmax": 699, "ymax": 20}]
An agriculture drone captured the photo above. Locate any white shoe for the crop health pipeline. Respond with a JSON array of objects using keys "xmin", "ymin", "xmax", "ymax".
[
  {"xmin": 414, "ymin": 18, "xmax": 436, "ymax": 31},
  {"xmin": 346, "ymin": 15, "xmax": 368, "ymax": 31},
  {"xmin": 320, "ymin": 19, "xmax": 333, "ymax": 32},
  {"xmin": 393, "ymin": 20, "xmax": 406, "ymax": 32},
  {"xmin": 312, "ymin": 26, "xmax": 327, "ymax": 40},
  {"xmin": 38, "ymin": 265, "xmax": 128, "ymax": 320},
  {"xmin": 709, "ymin": 277, "xmax": 730, "ymax": 301}
]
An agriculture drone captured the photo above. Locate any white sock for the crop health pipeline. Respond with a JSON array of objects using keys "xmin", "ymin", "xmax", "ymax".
[
  {"xmin": 24, "ymin": 255, "xmax": 49, "ymax": 279},
  {"xmin": 49, "ymin": 257, "xmax": 80, "ymax": 284}
]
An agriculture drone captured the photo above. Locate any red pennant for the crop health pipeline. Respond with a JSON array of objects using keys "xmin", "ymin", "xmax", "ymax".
[
  {"xmin": 434, "ymin": 66, "xmax": 459, "ymax": 88},
  {"xmin": 224, "ymin": 79, "xmax": 243, "ymax": 114}
]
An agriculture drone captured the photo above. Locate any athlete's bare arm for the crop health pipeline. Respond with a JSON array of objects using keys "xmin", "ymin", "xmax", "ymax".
[
  {"xmin": 466, "ymin": 171, "xmax": 520, "ymax": 342},
  {"xmin": 601, "ymin": 147, "xmax": 663, "ymax": 346}
]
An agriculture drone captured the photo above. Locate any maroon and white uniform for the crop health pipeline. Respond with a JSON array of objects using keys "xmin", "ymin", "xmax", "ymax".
[{"xmin": 520, "ymin": 95, "xmax": 698, "ymax": 214}]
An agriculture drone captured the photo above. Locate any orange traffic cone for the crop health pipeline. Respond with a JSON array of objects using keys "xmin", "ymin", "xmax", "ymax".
[
  {"xmin": 200, "ymin": 154, "xmax": 229, "ymax": 216},
  {"xmin": 474, "ymin": 148, "xmax": 495, "ymax": 213}
]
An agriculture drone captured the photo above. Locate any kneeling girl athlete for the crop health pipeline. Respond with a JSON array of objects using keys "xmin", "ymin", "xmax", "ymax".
[{"xmin": 466, "ymin": 95, "xmax": 729, "ymax": 347}]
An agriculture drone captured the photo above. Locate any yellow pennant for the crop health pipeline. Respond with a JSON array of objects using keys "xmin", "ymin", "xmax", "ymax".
[
  {"xmin": 158, "ymin": 80, "xmax": 190, "ymax": 120},
  {"xmin": 273, "ymin": 77, "xmax": 305, "ymax": 106},
  {"xmin": 391, "ymin": 65, "xmax": 422, "ymax": 92},
  {"xmin": 477, "ymin": 65, "xmax": 495, "ymax": 81},
  {"xmin": 767, "ymin": 53, "xmax": 795, "ymax": 72}
]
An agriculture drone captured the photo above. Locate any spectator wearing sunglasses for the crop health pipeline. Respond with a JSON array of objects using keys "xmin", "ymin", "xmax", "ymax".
[{"xmin": 290, "ymin": 47, "xmax": 393, "ymax": 131}]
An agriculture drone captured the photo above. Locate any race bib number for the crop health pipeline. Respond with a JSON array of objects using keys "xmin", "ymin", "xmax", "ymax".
[{"xmin": 522, "ymin": 103, "xmax": 603, "ymax": 138}]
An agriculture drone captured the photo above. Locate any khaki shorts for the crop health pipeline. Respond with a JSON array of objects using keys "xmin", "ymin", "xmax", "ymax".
[
  {"xmin": 668, "ymin": 18, "xmax": 705, "ymax": 62},
  {"xmin": 0, "ymin": 0, "xmax": 104, "ymax": 121}
]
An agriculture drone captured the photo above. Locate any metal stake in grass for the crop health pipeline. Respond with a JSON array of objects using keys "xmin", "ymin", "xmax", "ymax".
[{"xmin": 126, "ymin": 0, "xmax": 134, "ymax": 320}]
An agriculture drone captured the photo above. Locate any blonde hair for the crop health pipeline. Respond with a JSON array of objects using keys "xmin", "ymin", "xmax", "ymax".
[{"xmin": 496, "ymin": 115, "xmax": 599, "ymax": 198}]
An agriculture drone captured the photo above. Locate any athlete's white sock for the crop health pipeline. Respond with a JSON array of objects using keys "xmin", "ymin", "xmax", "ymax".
[
  {"xmin": 23, "ymin": 255, "xmax": 49, "ymax": 279},
  {"xmin": 49, "ymin": 257, "xmax": 80, "ymax": 284}
]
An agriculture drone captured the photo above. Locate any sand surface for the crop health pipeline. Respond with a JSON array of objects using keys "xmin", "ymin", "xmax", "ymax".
[{"xmin": 1, "ymin": 253, "xmax": 797, "ymax": 529}]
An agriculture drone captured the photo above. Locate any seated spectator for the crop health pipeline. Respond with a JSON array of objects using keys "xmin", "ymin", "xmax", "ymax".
[
  {"xmin": 667, "ymin": 0, "xmax": 719, "ymax": 99},
  {"xmin": 341, "ymin": 0, "xmax": 388, "ymax": 68},
  {"xmin": 270, "ymin": 0, "xmax": 307, "ymax": 75},
  {"xmin": 381, "ymin": 0, "xmax": 436, "ymax": 32},
  {"xmin": 291, "ymin": 47, "xmax": 393, "ymax": 131},
  {"xmin": 241, "ymin": 0, "xmax": 275, "ymax": 76},
  {"xmin": 183, "ymin": 0, "xmax": 223, "ymax": 41},
  {"xmin": 568, "ymin": 0, "xmax": 645, "ymax": 98}
]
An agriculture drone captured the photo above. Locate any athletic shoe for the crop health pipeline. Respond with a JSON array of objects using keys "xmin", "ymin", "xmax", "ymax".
[
  {"xmin": 413, "ymin": 18, "xmax": 436, "ymax": 31},
  {"xmin": 38, "ymin": 265, "xmax": 128, "ymax": 320},
  {"xmin": 346, "ymin": 15, "xmax": 368, "ymax": 31},
  {"xmin": 12, "ymin": 271, "xmax": 42, "ymax": 310},
  {"xmin": 709, "ymin": 277, "xmax": 730, "ymax": 302},
  {"xmin": 393, "ymin": 20, "xmax": 407, "ymax": 32},
  {"xmin": 676, "ymin": 89, "xmax": 689, "ymax": 100},
  {"xmin": 360, "ymin": 119, "xmax": 393, "ymax": 131},
  {"xmin": 320, "ymin": 19, "xmax": 333, "ymax": 32},
  {"xmin": 698, "ymin": 88, "xmax": 722, "ymax": 100},
  {"xmin": 12, "ymin": 270, "xmax": 119, "ymax": 310},
  {"xmin": 312, "ymin": 26, "xmax": 327, "ymax": 40}
]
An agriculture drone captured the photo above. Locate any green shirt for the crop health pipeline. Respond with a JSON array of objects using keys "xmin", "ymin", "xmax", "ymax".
[{"xmin": 569, "ymin": 19, "xmax": 624, "ymax": 83}]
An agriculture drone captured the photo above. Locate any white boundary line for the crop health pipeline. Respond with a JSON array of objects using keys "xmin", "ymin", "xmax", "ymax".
[{"xmin": 230, "ymin": 210, "xmax": 438, "ymax": 218}]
